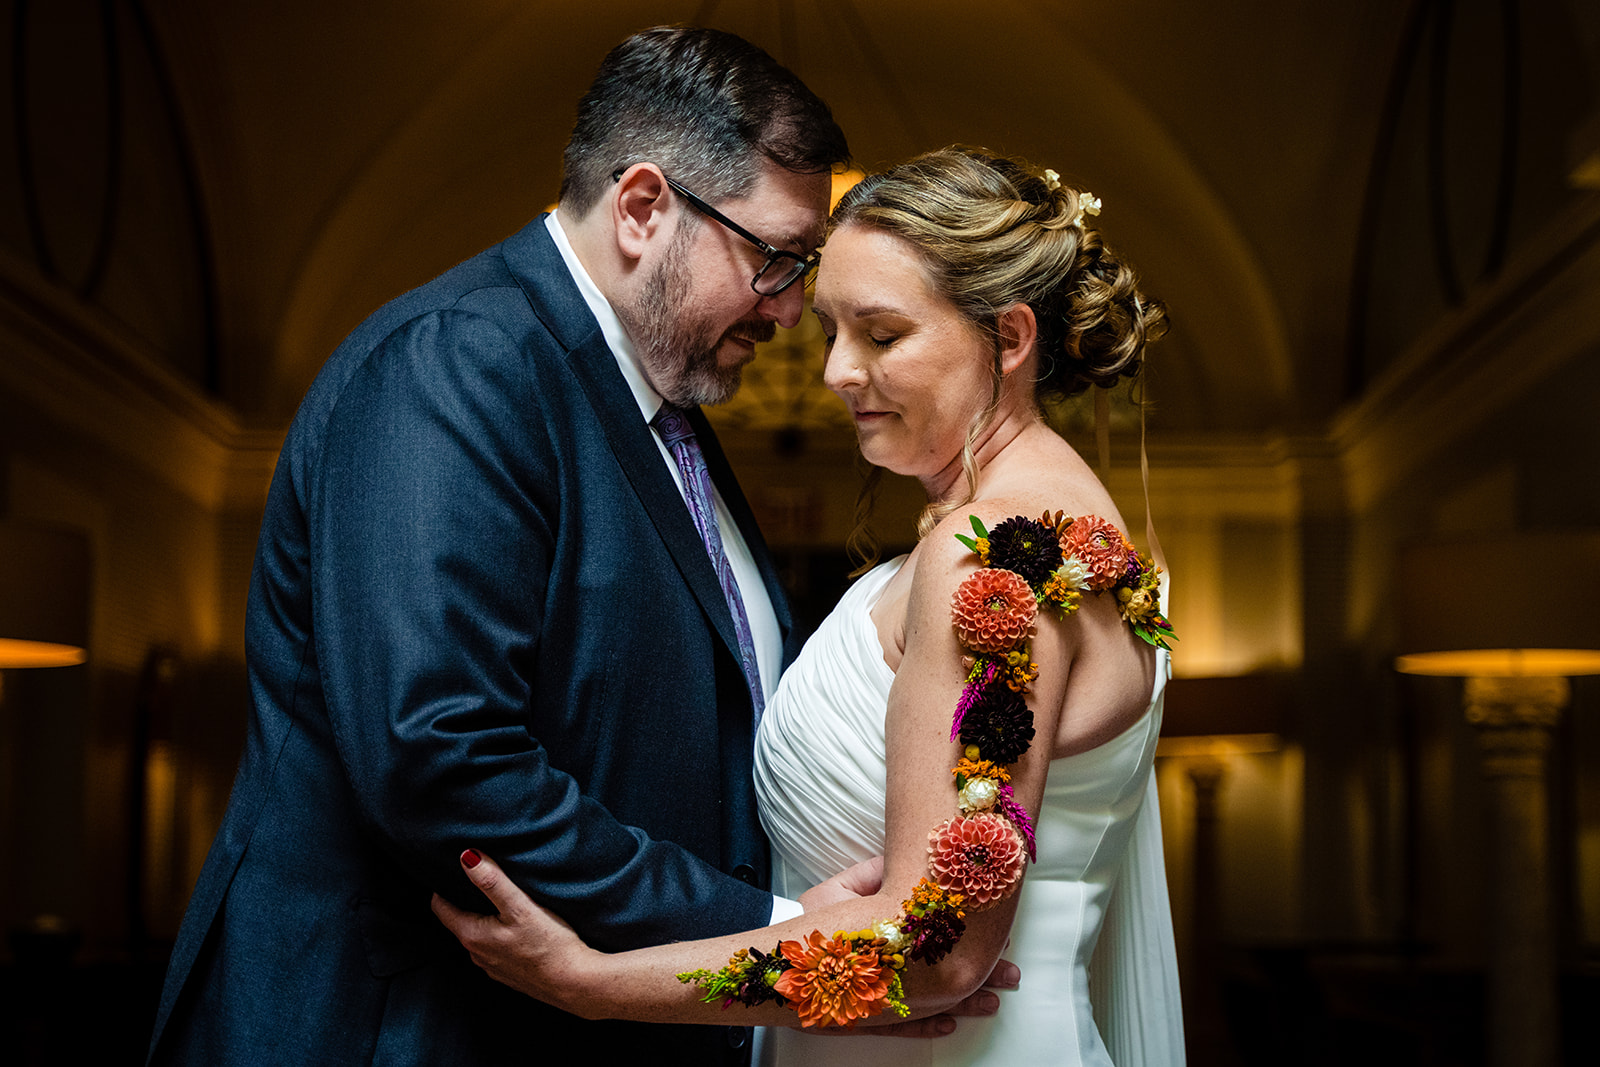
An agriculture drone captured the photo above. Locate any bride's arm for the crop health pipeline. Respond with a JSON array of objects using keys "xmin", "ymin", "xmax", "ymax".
[{"xmin": 434, "ymin": 506, "xmax": 1072, "ymax": 1026}]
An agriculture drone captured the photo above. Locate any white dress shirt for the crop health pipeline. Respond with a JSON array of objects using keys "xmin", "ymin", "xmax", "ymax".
[{"xmin": 544, "ymin": 213, "xmax": 803, "ymax": 925}]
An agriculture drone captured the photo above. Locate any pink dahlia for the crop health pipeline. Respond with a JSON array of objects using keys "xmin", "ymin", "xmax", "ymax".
[
  {"xmin": 927, "ymin": 814, "xmax": 1027, "ymax": 908},
  {"xmin": 951, "ymin": 569, "xmax": 1037, "ymax": 654},
  {"xmin": 1061, "ymin": 515, "xmax": 1134, "ymax": 591}
]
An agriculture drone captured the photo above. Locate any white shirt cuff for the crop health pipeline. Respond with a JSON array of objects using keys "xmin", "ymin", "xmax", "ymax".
[{"xmin": 769, "ymin": 894, "xmax": 804, "ymax": 923}]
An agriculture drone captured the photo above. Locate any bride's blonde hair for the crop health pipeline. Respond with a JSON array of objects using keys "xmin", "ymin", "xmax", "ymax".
[{"xmin": 830, "ymin": 147, "xmax": 1166, "ymax": 566}]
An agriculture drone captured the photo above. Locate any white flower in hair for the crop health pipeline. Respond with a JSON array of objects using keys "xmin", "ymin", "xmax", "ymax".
[
  {"xmin": 1042, "ymin": 168, "xmax": 1062, "ymax": 192},
  {"xmin": 1069, "ymin": 190, "xmax": 1102, "ymax": 227}
]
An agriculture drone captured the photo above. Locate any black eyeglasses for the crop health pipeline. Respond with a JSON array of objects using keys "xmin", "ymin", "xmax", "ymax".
[{"xmin": 612, "ymin": 168, "xmax": 818, "ymax": 295}]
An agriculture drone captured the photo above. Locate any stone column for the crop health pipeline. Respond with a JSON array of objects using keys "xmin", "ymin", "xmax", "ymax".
[
  {"xmin": 1185, "ymin": 757, "xmax": 1232, "ymax": 1066},
  {"xmin": 1463, "ymin": 674, "xmax": 1564, "ymax": 1067}
]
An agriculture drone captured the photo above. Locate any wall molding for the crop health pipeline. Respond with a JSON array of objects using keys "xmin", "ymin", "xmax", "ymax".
[
  {"xmin": 1334, "ymin": 191, "xmax": 1600, "ymax": 512},
  {"xmin": 0, "ymin": 254, "xmax": 278, "ymax": 512}
]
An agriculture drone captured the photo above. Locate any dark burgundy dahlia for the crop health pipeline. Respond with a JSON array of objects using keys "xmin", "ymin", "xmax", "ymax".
[
  {"xmin": 958, "ymin": 683, "xmax": 1036, "ymax": 765},
  {"xmin": 903, "ymin": 907, "xmax": 968, "ymax": 965},
  {"xmin": 985, "ymin": 516, "xmax": 1062, "ymax": 589}
]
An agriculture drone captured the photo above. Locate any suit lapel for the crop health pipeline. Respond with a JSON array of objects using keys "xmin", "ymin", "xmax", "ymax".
[{"xmin": 502, "ymin": 219, "xmax": 743, "ymax": 662}]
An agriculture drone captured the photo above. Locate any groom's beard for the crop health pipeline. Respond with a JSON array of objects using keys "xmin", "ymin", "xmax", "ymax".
[{"xmin": 622, "ymin": 222, "xmax": 774, "ymax": 408}]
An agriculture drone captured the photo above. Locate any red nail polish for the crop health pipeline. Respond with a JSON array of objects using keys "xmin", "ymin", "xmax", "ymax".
[{"xmin": 462, "ymin": 848, "xmax": 482, "ymax": 869}]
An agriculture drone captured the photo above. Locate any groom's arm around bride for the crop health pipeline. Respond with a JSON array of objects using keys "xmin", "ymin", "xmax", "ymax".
[{"xmin": 147, "ymin": 27, "xmax": 851, "ymax": 1067}]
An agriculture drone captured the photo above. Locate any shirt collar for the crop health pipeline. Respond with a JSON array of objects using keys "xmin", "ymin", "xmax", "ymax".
[{"xmin": 544, "ymin": 211, "xmax": 664, "ymax": 425}]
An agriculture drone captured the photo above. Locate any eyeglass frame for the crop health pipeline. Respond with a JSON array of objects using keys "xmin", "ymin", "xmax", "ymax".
[{"xmin": 610, "ymin": 167, "xmax": 819, "ymax": 295}]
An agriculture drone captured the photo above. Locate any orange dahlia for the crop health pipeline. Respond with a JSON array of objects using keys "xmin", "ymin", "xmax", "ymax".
[
  {"xmin": 927, "ymin": 813, "xmax": 1027, "ymax": 908},
  {"xmin": 951, "ymin": 568, "xmax": 1037, "ymax": 654},
  {"xmin": 774, "ymin": 932, "xmax": 893, "ymax": 1028},
  {"xmin": 1060, "ymin": 515, "xmax": 1134, "ymax": 591}
]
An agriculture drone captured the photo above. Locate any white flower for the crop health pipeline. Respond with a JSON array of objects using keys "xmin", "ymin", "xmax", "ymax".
[
  {"xmin": 1042, "ymin": 168, "xmax": 1062, "ymax": 191},
  {"xmin": 1067, "ymin": 190, "xmax": 1103, "ymax": 228},
  {"xmin": 958, "ymin": 776, "xmax": 1000, "ymax": 813},
  {"xmin": 874, "ymin": 919, "xmax": 909, "ymax": 952},
  {"xmin": 1055, "ymin": 556, "xmax": 1092, "ymax": 591}
]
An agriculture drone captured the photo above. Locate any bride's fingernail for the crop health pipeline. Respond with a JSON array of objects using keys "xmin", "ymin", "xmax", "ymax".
[{"xmin": 462, "ymin": 848, "xmax": 482, "ymax": 869}]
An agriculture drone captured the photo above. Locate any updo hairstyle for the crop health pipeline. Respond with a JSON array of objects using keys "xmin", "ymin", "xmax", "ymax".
[
  {"xmin": 832, "ymin": 147, "xmax": 1167, "ymax": 557},
  {"xmin": 830, "ymin": 146, "xmax": 1165, "ymax": 401}
]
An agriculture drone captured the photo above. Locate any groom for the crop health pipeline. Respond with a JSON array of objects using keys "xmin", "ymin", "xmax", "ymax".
[{"xmin": 148, "ymin": 27, "xmax": 858, "ymax": 1066}]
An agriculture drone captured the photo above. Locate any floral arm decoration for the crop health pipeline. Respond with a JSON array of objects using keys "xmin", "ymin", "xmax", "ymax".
[{"xmin": 676, "ymin": 511, "xmax": 1175, "ymax": 1027}]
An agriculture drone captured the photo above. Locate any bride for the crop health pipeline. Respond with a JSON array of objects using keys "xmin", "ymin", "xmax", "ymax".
[{"xmin": 436, "ymin": 146, "xmax": 1185, "ymax": 1065}]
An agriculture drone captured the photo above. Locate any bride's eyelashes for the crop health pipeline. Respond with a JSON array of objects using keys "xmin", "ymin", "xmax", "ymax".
[{"xmin": 815, "ymin": 328, "xmax": 901, "ymax": 351}]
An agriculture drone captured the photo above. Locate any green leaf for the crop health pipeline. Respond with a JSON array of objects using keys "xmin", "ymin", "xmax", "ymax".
[
  {"xmin": 955, "ymin": 533, "xmax": 979, "ymax": 552},
  {"xmin": 969, "ymin": 515, "xmax": 989, "ymax": 538},
  {"xmin": 1132, "ymin": 624, "xmax": 1176, "ymax": 651}
]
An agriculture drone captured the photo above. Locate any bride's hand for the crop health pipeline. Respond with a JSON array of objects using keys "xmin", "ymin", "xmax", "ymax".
[
  {"xmin": 798, "ymin": 854, "xmax": 884, "ymax": 910},
  {"xmin": 431, "ymin": 849, "xmax": 602, "ymax": 1017}
]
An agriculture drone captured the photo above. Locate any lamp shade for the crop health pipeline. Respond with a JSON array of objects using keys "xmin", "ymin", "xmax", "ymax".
[
  {"xmin": 1394, "ymin": 531, "xmax": 1600, "ymax": 676},
  {"xmin": 0, "ymin": 519, "xmax": 90, "ymax": 668}
]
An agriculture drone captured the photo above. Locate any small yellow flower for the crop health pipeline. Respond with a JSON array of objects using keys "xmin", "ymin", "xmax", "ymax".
[
  {"xmin": 1005, "ymin": 658, "xmax": 1039, "ymax": 693},
  {"xmin": 903, "ymin": 877, "xmax": 967, "ymax": 918},
  {"xmin": 953, "ymin": 757, "xmax": 1011, "ymax": 784}
]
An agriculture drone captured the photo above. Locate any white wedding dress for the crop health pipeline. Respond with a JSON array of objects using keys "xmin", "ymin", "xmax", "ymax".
[{"xmin": 754, "ymin": 558, "xmax": 1185, "ymax": 1065}]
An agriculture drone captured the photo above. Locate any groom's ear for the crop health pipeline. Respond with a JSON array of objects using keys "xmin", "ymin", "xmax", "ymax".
[
  {"xmin": 996, "ymin": 303, "xmax": 1038, "ymax": 377},
  {"xmin": 612, "ymin": 164, "xmax": 672, "ymax": 264}
]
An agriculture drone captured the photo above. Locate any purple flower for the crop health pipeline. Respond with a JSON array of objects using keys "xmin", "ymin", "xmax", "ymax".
[
  {"xmin": 950, "ymin": 660, "xmax": 1003, "ymax": 741},
  {"xmin": 997, "ymin": 783, "xmax": 1037, "ymax": 863}
]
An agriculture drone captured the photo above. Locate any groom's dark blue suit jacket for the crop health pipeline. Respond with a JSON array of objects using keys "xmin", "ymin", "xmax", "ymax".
[{"xmin": 148, "ymin": 217, "xmax": 793, "ymax": 1065}]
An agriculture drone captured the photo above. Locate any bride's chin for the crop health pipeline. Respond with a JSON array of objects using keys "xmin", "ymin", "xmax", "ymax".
[{"xmin": 853, "ymin": 431, "xmax": 901, "ymax": 471}]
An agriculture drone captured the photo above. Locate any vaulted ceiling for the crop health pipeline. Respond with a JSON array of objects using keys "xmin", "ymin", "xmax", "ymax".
[{"xmin": 4, "ymin": 0, "xmax": 1597, "ymax": 442}]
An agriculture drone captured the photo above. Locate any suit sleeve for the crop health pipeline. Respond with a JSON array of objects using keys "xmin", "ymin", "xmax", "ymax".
[{"xmin": 308, "ymin": 308, "xmax": 773, "ymax": 950}]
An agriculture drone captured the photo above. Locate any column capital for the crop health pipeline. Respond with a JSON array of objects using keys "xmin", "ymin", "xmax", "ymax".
[
  {"xmin": 1463, "ymin": 675, "xmax": 1565, "ymax": 778},
  {"xmin": 1463, "ymin": 675, "xmax": 1567, "ymax": 728}
]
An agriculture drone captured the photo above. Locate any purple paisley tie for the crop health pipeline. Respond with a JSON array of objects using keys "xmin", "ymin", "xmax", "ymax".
[{"xmin": 653, "ymin": 403, "xmax": 765, "ymax": 724}]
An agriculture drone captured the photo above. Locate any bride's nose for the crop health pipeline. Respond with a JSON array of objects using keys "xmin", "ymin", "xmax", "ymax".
[{"xmin": 822, "ymin": 341, "xmax": 867, "ymax": 394}]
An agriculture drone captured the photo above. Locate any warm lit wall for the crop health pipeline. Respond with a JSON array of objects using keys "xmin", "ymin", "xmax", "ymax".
[
  {"xmin": 1329, "ymin": 188, "xmax": 1600, "ymax": 961},
  {"xmin": 0, "ymin": 266, "xmax": 273, "ymax": 957}
]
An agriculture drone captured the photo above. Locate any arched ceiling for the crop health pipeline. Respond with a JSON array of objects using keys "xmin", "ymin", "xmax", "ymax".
[{"xmin": 35, "ymin": 1, "xmax": 1571, "ymax": 437}]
